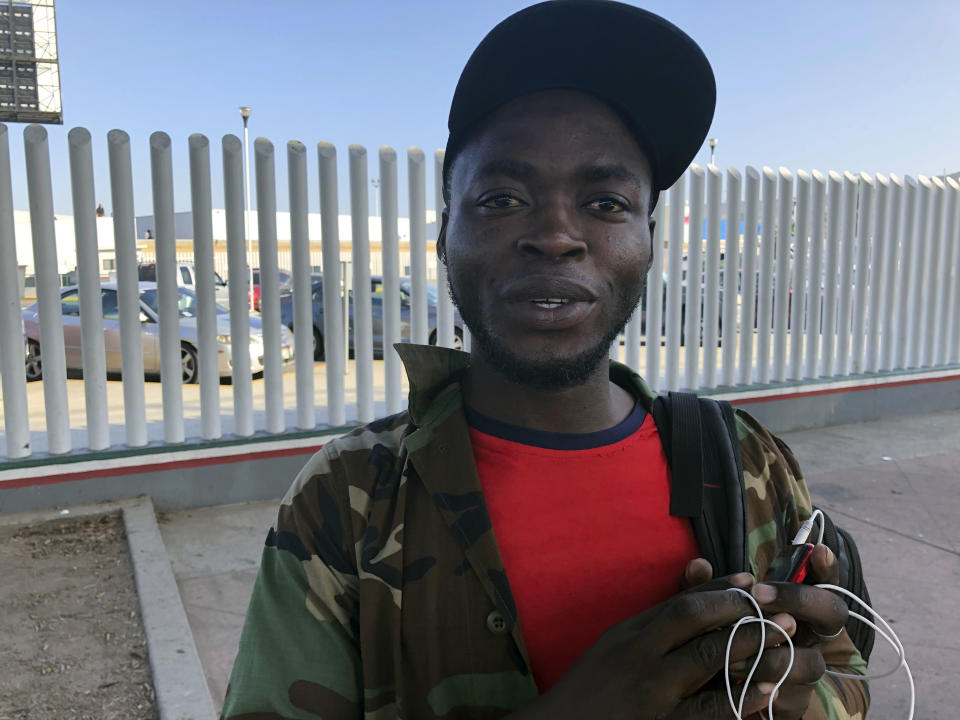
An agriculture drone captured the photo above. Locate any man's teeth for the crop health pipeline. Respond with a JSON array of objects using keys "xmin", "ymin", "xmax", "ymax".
[{"xmin": 533, "ymin": 298, "xmax": 568, "ymax": 308}]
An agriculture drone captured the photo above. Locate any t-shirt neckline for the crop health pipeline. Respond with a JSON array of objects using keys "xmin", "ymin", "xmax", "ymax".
[{"xmin": 463, "ymin": 399, "xmax": 647, "ymax": 451}]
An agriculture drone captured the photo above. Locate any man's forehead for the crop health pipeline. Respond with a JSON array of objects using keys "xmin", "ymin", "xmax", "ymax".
[{"xmin": 453, "ymin": 91, "xmax": 653, "ymax": 187}]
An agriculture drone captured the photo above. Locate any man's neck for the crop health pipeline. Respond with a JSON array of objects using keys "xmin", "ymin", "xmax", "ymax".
[{"xmin": 461, "ymin": 351, "xmax": 636, "ymax": 435}]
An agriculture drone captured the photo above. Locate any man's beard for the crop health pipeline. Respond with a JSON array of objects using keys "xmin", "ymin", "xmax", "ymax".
[{"xmin": 447, "ymin": 271, "xmax": 647, "ymax": 390}]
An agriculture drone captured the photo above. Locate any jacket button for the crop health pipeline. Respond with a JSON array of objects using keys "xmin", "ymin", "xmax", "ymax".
[{"xmin": 486, "ymin": 610, "xmax": 508, "ymax": 635}]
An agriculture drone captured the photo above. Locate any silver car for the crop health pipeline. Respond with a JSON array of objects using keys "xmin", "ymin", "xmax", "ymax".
[{"xmin": 22, "ymin": 282, "xmax": 293, "ymax": 383}]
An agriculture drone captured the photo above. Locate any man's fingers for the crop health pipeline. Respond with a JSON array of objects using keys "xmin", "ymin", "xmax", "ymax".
[
  {"xmin": 808, "ymin": 544, "xmax": 840, "ymax": 585},
  {"xmin": 645, "ymin": 588, "xmax": 773, "ymax": 653},
  {"xmin": 667, "ymin": 683, "xmax": 778, "ymax": 720},
  {"xmin": 681, "ymin": 558, "xmax": 714, "ymax": 590},
  {"xmin": 663, "ymin": 613, "xmax": 796, "ymax": 695},
  {"xmin": 751, "ymin": 581, "xmax": 848, "ymax": 638},
  {"xmin": 729, "ymin": 647, "xmax": 826, "ymax": 687}
]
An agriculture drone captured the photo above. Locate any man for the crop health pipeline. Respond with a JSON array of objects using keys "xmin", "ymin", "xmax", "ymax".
[{"xmin": 222, "ymin": 3, "xmax": 869, "ymax": 718}]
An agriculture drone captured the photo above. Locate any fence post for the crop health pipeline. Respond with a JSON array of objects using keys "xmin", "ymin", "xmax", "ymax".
[
  {"xmin": 739, "ymin": 167, "xmax": 760, "ymax": 386},
  {"xmin": 349, "ymin": 144, "xmax": 374, "ymax": 423},
  {"xmin": 380, "ymin": 146, "xmax": 403, "ymax": 415},
  {"xmin": 821, "ymin": 173, "xmax": 842, "ymax": 377},
  {"xmin": 255, "ymin": 137, "xmax": 285, "ymax": 433},
  {"xmin": 683, "ymin": 165, "xmax": 705, "ymax": 390},
  {"xmin": 68, "ymin": 127, "xmax": 109, "ymax": 451},
  {"xmin": 943, "ymin": 178, "xmax": 960, "ymax": 365},
  {"xmin": 24, "ymin": 125, "xmax": 71, "ymax": 454},
  {"xmin": 864, "ymin": 174, "xmax": 889, "ymax": 373},
  {"xmin": 150, "ymin": 131, "xmax": 185, "ymax": 444},
  {"xmin": 907, "ymin": 177, "xmax": 932, "ymax": 368},
  {"xmin": 925, "ymin": 177, "xmax": 946, "ymax": 367},
  {"xmin": 222, "ymin": 134, "xmax": 254, "ymax": 436},
  {"xmin": 789, "ymin": 170, "xmax": 810, "ymax": 380},
  {"xmin": 434, "ymin": 149, "xmax": 456, "ymax": 348},
  {"xmin": 755, "ymin": 167, "xmax": 777, "ymax": 384},
  {"xmin": 772, "ymin": 167, "xmax": 794, "ymax": 383},
  {"xmin": 288, "ymin": 140, "xmax": 315, "ymax": 430},
  {"xmin": 317, "ymin": 142, "xmax": 345, "ymax": 427},
  {"xmin": 0, "ymin": 124, "xmax": 30, "ymax": 459},
  {"xmin": 880, "ymin": 175, "xmax": 903, "ymax": 372},
  {"xmin": 701, "ymin": 165, "xmax": 722, "ymax": 388},
  {"xmin": 834, "ymin": 172, "xmax": 858, "ymax": 376},
  {"xmin": 189, "ymin": 134, "xmax": 222, "ymax": 439},
  {"xmin": 108, "ymin": 129, "xmax": 147, "ymax": 446},
  {"xmin": 643, "ymin": 192, "xmax": 666, "ymax": 387},
  {"xmin": 664, "ymin": 176, "xmax": 685, "ymax": 390},
  {"xmin": 894, "ymin": 177, "xmax": 918, "ymax": 370},
  {"xmin": 851, "ymin": 172, "xmax": 874, "ymax": 374},
  {"xmin": 804, "ymin": 171, "xmax": 826, "ymax": 379},
  {"xmin": 407, "ymin": 148, "xmax": 429, "ymax": 345},
  {"xmin": 720, "ymin": 168, "xmax": 740, "ymax": 387}
]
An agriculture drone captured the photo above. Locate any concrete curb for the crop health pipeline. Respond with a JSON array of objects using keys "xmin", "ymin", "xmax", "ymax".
[
  {"xmin": 123, "ymin": 495, "xmax": 218, "ymax": 720},
  {"xmin": 0, "ymin": 496, "xmax": 217, "ymax": 719}
]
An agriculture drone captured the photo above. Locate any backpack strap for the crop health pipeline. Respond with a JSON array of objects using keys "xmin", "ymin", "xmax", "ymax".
[
  {"xmin": 662, "ymin": 391, "xmax": 704, "ymax": 519},
  {"xmin": 651, "ymin": 392, "xmax": 749, "ymax": 576},
  {"xmin": 714, "ymin": 400, "xmax": 749, "ymax": 576}
]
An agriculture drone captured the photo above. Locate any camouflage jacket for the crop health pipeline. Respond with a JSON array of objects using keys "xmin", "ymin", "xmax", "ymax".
[{"xmin": 221, "ymin": 344, "xmax": 869, "ymax": 720}]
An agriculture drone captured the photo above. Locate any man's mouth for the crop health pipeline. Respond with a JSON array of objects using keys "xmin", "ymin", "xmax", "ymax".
[{"xmin": 532, "ymin": 298, "xmax": 569, "ymax": 309}]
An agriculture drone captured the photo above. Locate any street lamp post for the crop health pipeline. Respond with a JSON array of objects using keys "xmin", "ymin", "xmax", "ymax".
[
  {"xmin": 371, "ymin": 177, "xmax": 380, "ymax": 217},
  {"xmin": 239, "ymin": 106, "xmax": 254, "ymax": 311},
  {"xmin": 708, "ymin": 137, "xmax": 718, "ymax": 167}
]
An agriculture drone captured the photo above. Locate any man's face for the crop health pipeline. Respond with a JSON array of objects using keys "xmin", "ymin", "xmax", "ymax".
[{"xmin": 441, "ymin": 90, "xmax": 655, "ymax": 389}]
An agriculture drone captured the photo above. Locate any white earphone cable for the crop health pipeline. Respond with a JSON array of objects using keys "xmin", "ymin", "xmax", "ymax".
[{"xmin": 724, "ymin": 577, "xmax": 915, "ymax": 719}]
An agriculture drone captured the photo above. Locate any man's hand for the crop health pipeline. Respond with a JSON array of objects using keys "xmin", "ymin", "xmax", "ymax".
[
  {"xmin": 739, "ymin": 545, "xmax": 847, "ymax": 719},
  {"xmin": 687, "ymin": 549, "xmax": 848, "ymax": 720},
  {"xmin": 515, "ymin": 571, "xmax": 796, "ymax": 720}
]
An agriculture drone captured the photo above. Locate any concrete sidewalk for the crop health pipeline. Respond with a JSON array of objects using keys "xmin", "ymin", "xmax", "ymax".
[{"xmin": 158, "ymin": 409, "xmax": 960, "ymax": 718}]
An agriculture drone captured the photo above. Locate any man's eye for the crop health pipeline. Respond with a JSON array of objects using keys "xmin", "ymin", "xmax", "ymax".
[
  {"xmin": 586, "ymin": 197, "xmax": 627, "ymax": 213},
  {"xmin": 480, "ymin": 194, "xmax": 523, "ymax": 209}
]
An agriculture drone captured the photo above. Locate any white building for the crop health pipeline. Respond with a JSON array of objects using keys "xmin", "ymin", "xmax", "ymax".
[{"xmin": 13, "ymin": 209, "xmax": 441, "ymax": 295}]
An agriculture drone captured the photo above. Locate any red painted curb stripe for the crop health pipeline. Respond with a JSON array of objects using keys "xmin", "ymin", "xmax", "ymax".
[
  {"xmin": 0, "ymin": 443, "xmax": 325, "ymax": 490},
  {"xmin": 728, "ymin": 373, "xmax": 960, "ymax": 405}
]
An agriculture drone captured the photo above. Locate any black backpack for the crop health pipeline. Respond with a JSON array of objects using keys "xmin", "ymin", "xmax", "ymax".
[{"xmin": 650, "ymin": 391, "xmax": 875, "ymax": 662}]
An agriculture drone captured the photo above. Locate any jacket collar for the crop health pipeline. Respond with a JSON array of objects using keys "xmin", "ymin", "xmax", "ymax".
[{"xmin": 393, "ymin": 343, "xmax": 472, "ymax": 426}]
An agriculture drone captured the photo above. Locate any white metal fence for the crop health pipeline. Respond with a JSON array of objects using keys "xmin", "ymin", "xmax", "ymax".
[{"xmin": 0, "ymin": 122, "xmax": 959, "ymax": 462}]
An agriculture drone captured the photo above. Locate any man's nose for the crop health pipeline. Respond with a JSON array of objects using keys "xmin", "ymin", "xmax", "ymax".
[{"xmin": 516, "ymin": 202, "xmax": 587, "ymax": 259}]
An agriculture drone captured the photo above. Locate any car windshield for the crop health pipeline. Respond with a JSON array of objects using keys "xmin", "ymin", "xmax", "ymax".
[
  {"xmin": 399, "ymin": 281, "xmax": 439, "ymax": 304},
  {"xmin": 140, "ymin": 287, "xmax": 228, "ymax": 317}
]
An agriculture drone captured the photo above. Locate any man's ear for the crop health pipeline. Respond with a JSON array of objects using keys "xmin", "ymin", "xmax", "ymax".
[{"xmin": 437, "ymin": 208, "xmax": 449, "ymax": 265}]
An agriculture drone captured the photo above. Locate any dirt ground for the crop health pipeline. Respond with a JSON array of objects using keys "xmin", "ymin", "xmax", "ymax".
[{"xmin": 0, "ymin": 512, "xmax": 158, "ymax": 720}]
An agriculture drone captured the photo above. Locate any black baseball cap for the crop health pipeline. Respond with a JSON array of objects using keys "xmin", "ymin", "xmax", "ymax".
[{"xmin": 443, "ymin": 0, "xmax": 716, "ymax": 195}]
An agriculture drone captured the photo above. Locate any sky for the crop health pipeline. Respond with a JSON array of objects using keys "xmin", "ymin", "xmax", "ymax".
[{"xmin": 4, "ymin": 0, "xmax": 959, "ymax": 218}]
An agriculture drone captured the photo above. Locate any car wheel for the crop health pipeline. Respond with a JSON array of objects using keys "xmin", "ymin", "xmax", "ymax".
[
  {"xmin": 429, "ymin": 327, "xmax": 465, "ymax": 350},
  {"xmin": 25, "ymin": 340, "xmax": 42, "ymax": 381},
  {"xmin": 313, "ymin": 327, "xmax": 325, "ymax": 361},
  {"xmin": 181, "ymin": 343, "xmax": 199, "ymax": 383}
]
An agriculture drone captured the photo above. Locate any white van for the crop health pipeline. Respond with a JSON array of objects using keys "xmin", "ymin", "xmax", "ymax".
[{"xmin": 136, "ymin": 262, "xmax": 233, "ymax": 307}]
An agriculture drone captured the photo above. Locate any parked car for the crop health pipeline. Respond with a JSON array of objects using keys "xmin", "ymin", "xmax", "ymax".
[
  {"xmin": 137, "ymin": 262, "xmax": 232, "ymax": 307},
  {"xmin": 252, "ymin": 269, "xmax": 293, "ymax": 311},
  {"xmin": 22, "ymin": 282, "xmax": 294, "ymax": 383},
  {"xmin": 280, "ymin": 274, "xmax": 463, "ymax": 360}
]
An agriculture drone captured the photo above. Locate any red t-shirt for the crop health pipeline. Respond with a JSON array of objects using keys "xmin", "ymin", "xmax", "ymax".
[{"xmin": 466, "ymin": 403, "xmax": 700, "ymax": 692}]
